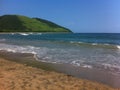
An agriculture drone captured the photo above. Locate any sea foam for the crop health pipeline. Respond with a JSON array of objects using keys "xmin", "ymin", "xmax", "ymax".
[
  {"xmin": 116, "ymin": 45, "xmax": 120, "ymax": 49},
  {"xmin": 19, "ymin": 33, "xmax": 29, "ymax": 36}
]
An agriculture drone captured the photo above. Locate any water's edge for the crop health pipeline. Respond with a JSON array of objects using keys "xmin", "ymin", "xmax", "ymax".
[{"xmin": 0, "ymin": 50, "xmax": 119, "ymax": 88}]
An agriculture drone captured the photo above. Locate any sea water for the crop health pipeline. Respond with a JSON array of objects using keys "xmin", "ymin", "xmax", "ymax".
[{"xmin": 0, "ymin": 33, "xmax": 120, "ymax": 75}]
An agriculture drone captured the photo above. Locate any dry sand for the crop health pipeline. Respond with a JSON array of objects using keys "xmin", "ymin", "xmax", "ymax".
[{"xmin": 0, "ymin": 58, "xmax": 118, "ymax": 90}]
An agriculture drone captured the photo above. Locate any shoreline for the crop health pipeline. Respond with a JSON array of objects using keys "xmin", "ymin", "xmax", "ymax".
[
  {"xmin": 0, "ymin": 58, "xmax": 115, "ymax": 90},
  {"xmin": 0, "ymin": 50, "xmax": 119, "ymax": 89}
]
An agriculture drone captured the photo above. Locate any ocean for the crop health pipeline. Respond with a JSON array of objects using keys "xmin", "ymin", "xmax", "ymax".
[{"xmin": 0, "ymin": 33, "xmax": 120, "ymax": 75}]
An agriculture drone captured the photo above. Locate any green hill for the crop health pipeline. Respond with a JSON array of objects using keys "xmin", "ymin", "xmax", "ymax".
[{"xmin": 0, "ymin": 15, "xmax": 72, "ymax": 32}]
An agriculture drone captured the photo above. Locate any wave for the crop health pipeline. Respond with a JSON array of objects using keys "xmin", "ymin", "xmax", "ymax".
[
  {"xmin": 101, "ymin": 63, "xmax": 120, "ymax": 74},
  {"xmin": 71, "ymin": 60, "xmax": 80, "ymax": 66},
  {"xmin": 82, "ymin": 65, "xmax": 93, "ymax": 69},
  {"xmin": 71, "ymin": 60, "xmax": 93, "ymax": 68},
  {"xmin": 70, "ymin": 41, "xmax": 120, "ymax": 50},
  {"xmin": 0, "ymin": 44, "xmax": 37, "ymax": 54},
  {"xmin": 18, "ymin": 33, "xmax": 42, "ymax": 36},
  {"xmin": 102, "ymin": 63, "xmax": 120, "ymax": 69},
  {"xmin": 19, "ymin": 33, "xmax": 31, "ymax": 36},
  {"xmin": 116, "ymin": 45, "xmax": 120, "ymax": 49},
  {"xmin": 0, "ymin": 43, "xmax": 120, "ymax": 74},
  {"xmin": 10, "ymin": 33, "xmax": 15, "ymax": 35},
  {"xmin": 0, "ymin": 43, "xmax": 54, "ymax": 62},
  {"xmin": 0, "ymin": 43, "xmax": 60, "ymax": 65}
]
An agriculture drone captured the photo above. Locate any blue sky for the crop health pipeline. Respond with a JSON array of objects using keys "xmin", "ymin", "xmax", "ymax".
[{"xmin": 0, "ymin": 0, "xmax": 120, "ymax": 33}]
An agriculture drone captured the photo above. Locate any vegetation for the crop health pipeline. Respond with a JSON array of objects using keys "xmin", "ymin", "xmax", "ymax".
[{"xmin": 0, "ymin": 15, "xmax": 72, "ymax": 32}]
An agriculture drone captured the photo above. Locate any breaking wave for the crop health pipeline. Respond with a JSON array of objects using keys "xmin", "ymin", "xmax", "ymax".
[{"xmin": 70, "ymin": 41, "xmax": 120, "ymax": 49}]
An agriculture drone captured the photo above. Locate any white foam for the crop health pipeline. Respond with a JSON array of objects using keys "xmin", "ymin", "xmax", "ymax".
[
  {"xmin": 78, "ymin": 42, "xmax": 83, "ymax": 44},
  {"xmin": 102, "ymin": 63, "xmax": 120, "ymax": 70},
  {"xmin": 92, "ymin": 43, "xmax": 98, "ymax": 45},
  {"xmin": 0, "ymin": 44, "xmax": 37, "ymax": 53},
  {"xmin": 33, "ymin": 53, "xmax": 39, "ymax": 61},
  {"xmin": 11, "ymin": 33, "xmax": 15, "ymax": 35},
  {"xmin": 26, "ymin": 45, "xmax": 36, "ymax": 49},
  {"xmin": 82, "ymin": 65, "xmax": 92, "ymax": 69},
  {"xmin": 71, "ymin": 60, "xmax": 80, "ymax": 66},
  {"xmin": 0, "ymin": 43, "xmax": 41, "ymax": 60},
  {"xmin": 70, "ymin": 41, "xmax": 84, "ymax": 44},
  {"xmin": 116, "ymin": 45, "xmax": 120, "ymax": 49},
  {"xmin": 0, "ymin": 48, "xmax": 16, "ymax": 53},
  {"xmin": 6, "ymin": 49, "xmax": 16, "ymax": 53},
  {"xmin": 70, "ymin": 41, "xmax": 74, "ymax": 43},
  {"xmin": 29, "ymin": 33, "xmax": 33, "ymax": 34},
  {"xmin": 19, "ymin": 33, "xmax": 29, "ymax": 36}
]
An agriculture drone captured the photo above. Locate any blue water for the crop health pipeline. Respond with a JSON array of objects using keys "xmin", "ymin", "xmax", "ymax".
[{"xmin": 0, "ymin": 33, "xmax": 120, "ymax": 74}]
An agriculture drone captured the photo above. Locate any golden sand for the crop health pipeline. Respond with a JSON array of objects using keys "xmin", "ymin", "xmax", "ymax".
[{"xmin": 0, "ymin": 58, "xmax": 117, "ymax": 90}]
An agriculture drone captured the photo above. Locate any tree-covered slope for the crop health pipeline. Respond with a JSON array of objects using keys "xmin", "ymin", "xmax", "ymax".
[{"xmin": 0, "ymin": 15, "xmax": 72, "ymax": 32}]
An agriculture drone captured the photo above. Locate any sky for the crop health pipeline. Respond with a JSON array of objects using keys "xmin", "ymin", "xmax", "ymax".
[{"xmin": 0, "ymin": 0, "xmax": 120, "ymax": 33}]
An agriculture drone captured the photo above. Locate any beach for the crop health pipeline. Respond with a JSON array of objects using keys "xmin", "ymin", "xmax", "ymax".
[
  {"xmin": 0, "ymin": 33, "xmax": 120, "ymax": 90},
  {"xmin": 0, "ymin": 57, "xmax": 116, "ymax": 90}
]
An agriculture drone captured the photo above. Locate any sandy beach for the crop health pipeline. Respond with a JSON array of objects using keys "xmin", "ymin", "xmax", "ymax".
[{"xmin": 0, "ymin": 57, "xmax": 117, "ymax": 90}]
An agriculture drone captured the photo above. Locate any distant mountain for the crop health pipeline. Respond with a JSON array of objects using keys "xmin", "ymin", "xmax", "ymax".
[{"xmin": 0, "ymin": 15, "xmax": 72, "ymax": 32}]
